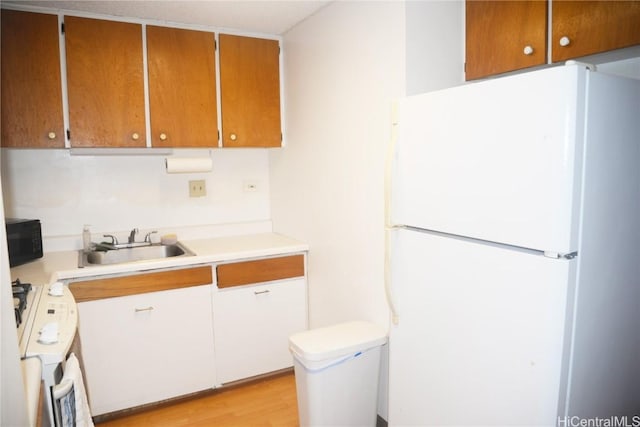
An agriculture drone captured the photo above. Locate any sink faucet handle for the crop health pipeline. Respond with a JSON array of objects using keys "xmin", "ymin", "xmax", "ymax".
[
  {"xmin": 144, "ymin": 231, "xmax": 158, "ymax": 243},
  {"xmin": 128, "ymin": 228, "xmax": 139, "ymax": 244},
  {"xmin": 103, "ymin": 234, "xmax": 119, "ymax": 245}
]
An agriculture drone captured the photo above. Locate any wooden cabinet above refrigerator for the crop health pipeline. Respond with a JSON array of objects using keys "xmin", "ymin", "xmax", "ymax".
[{"xmin": 465, "ymin": 1, "xmax": 640, "ymax": 80}]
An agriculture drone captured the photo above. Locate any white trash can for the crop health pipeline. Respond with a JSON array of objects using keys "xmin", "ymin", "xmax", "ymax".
[{"xmin": 289, "ymin": 321, "xmax": 388, "ymax": 427}]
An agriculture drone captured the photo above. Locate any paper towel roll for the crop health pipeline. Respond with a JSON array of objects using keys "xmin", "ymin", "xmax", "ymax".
[{"xmin": 165, "ymin": 157, "xmax": 213, "ymax": 173}]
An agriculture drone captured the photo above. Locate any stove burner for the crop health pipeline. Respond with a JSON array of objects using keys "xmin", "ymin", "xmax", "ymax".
[{"xmin": 12, "ymin": 279, "xmax": 32, "ymax": 328}]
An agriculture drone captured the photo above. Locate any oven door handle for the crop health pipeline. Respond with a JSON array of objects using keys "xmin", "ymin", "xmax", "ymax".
[{"xmin": 52, "ymin": 378, "xmax": 73, "ymax": 400}]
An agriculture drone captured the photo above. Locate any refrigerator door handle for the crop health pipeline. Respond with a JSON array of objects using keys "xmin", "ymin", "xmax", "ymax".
[
  {"xmin": 384, "ymin": 102, "xmax": 400, "ymax": 324},
  {"xmin": 384, "ymin": 101, "xmax": 399, "ymax": 230},
  {"xmin": 385, "ymin": 228, "xmax": 400, "ymax": 325}
]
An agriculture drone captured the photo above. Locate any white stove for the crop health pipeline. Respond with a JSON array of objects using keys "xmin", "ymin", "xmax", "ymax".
[
  {"xmin": 12, "ymin": 279, "xmax": 42, "ymax": 353},
  {"xmin": 14, "ymin": 279, "xmax": 79, "ymax": 426},
  {"xmin": 25, "ymin": 282, "xmax": 78, "ymax": 365}
]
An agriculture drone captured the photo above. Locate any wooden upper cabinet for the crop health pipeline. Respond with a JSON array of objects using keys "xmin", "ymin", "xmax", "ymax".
[
  {"xmin": 1, "ymin": 10, "xmax": 65, "ymax": 148},
  {"xmin": 146, "ymin": 26, "xmax": 218, "ymax": 147},
  {"xmin": 552, "ymin": 1, "xmax": 640, "ymax": 62},
  {"xmin": 64, "ymin": 16, "xmax": 146, "ymax": 147},
  {"xmin": 466, "ymin": 1, "xmax": 548, "ymax": 80},
  {"xmin": 219, "ymin": 34, "xmax": 281, "ymax": 148},
  {"xmin": 466, "ymin": 1, "xmax": 640, "ymax": 80}
]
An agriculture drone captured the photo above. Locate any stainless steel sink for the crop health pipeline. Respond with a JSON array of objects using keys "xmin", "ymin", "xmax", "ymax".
[{"xmin": 78, "ymin": 242, "xmax": 195, "ymax": 267}]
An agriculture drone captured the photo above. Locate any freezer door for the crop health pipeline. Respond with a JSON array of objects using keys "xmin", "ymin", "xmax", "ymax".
[
  {"xmin": 392, "ymin": 65, "xmax": 586, "ymax": 254},
  {"xmin": 388, "ymin": 228, "xmax": 573, "ymax": 426}
]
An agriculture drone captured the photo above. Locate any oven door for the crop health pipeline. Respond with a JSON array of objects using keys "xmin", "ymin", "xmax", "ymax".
[{"xmin": 51, "ymin": 353, "xmax": 93, "ymax": 427}]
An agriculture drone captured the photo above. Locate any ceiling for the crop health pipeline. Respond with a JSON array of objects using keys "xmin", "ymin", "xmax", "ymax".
[{"xmin": 1, "ymin": 0, "xmax": 331, "ymax": 35}]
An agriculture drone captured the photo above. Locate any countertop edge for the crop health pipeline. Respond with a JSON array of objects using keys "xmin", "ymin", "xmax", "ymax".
[{"xmin": 11, "ymin": 233, "xmax": 309, "ymax": 285}]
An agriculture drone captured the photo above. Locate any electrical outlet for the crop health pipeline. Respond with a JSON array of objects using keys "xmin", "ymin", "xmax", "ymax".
[
  {"xmin": 243, "ymin": 180, "xmax": 259, "ymax": 192},
  {"xmin": 189, "ymin": 180, "xmax": 206, "ymax": 197}
]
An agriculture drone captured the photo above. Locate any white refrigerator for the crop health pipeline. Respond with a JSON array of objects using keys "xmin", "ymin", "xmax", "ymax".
[{"xmin": 386, "ymin": 64, "xmax": 640, "ymax": 426}]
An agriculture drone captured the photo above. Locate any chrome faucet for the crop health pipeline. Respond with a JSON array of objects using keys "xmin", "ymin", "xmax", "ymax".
[
  {"xmin": 128, "ymin": 228, "xmax": 139, "ymax": 244},
  {"xmin": 103, "ymin": 234, "xmax": 119, "ymax": 246},
  {"xmin": 144, "ymin": 231, "xmax": 158, "ymax": 243}
]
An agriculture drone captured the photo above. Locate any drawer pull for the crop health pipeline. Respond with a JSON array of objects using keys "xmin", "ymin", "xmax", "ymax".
[
  {"xmin": 135, "ymin": 306, "xmax": 154, "ymax": 312},
  {"xmin": 254, "ymin": 290, "xmax": 270, "ymax": 295}
]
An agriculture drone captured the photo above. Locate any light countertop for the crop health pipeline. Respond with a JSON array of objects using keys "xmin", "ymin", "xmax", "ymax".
[{"xmin": 11, "ymin": 232, "xmax": 308, "ymax": 285}]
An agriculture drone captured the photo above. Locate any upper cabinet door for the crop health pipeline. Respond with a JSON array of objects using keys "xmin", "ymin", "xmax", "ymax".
[
  {"xmin": 219, "ymin": 34, "xmax": 281, "ymax": 148},
  {"xmin": 1, "ymin": 10, "xmax": 64, "ymax": 148},
  {"xmin": 146, "ymin": 26, "xmax": 218, "ymax": 148},
  {"xmin": 65, "ymin": 16, "xmax": 146, "ymax": 147},
  {"xmin": 552, "ymin": 1, "xmax": 640, "ymax": 62},
  {"xmin": 465, "ymin": 1, "xmax": 548, "ymax": 80}
]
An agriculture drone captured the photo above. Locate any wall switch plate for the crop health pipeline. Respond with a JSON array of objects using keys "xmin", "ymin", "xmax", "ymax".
[
  {"xmin": 189, "ymin": 180, "xmax": 206, "ymax": 197},
  {"xmin": 243, "ymin": 180, "xmax": 259, "ymax": 192}
]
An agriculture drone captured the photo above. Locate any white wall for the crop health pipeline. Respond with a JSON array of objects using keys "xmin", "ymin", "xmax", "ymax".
[
  {"xmin": 1, "ymin": 148, "xmax": 272, "ymax": 249},
  {"xmin": 406, "ymin": 0, "xmax": 465, "ymax": 95},
  {"xmin": 271, "ymin": 1, "xmax": 406, "ymax": 329}
]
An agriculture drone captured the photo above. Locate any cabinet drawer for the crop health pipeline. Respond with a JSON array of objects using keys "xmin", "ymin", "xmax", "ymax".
[
  {"xmin": 69, "ymin": 266, "xmax": 212, "ymax": 302},
  {"xmin": 216, "ymin": 255, "xmax": 304, "ymax": 288}
]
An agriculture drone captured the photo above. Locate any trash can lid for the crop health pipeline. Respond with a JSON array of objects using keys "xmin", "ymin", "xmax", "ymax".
[{"xmin": 289, "ymin": 321, "xmax": 387, "ymax": 362}]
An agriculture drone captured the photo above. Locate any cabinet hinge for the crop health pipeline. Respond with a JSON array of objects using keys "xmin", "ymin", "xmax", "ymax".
[
  {"xmin": 61, "ymin": 22, "xmax": 65, "ymax": 34},
  {"xmin": 66, "ymin": 129, "xmax": 71, "ymax": 140},
  {"xmin": 214, "ymin": 39, "xmax": 217, "ymax": 51}
]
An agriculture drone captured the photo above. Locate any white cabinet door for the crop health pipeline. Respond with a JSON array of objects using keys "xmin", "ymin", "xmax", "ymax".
[
  {"xmin": 213, "ymin": 278, "xmax": 307, "ymax": 384},
  {"xmin": 78, "ymin": 285, "xmax": 215, "ymax": 415}
]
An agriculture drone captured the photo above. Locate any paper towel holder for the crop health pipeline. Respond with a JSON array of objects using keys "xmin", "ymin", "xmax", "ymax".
[{"xmin": 165, "ymin": 157, "xmax": 213, "ymax": 174}]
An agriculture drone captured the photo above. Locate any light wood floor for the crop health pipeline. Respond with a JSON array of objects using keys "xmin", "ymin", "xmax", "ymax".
[{"xmin": 96, "ymin": 372, "xmax": 299, "ymax": 427}]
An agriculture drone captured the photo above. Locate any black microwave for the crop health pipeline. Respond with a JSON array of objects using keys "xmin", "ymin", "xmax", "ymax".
[{"xmin": 5, "ymin": 218, "xmax": 43, "ymax": 267}]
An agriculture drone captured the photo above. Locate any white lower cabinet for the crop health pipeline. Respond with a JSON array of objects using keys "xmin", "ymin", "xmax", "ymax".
[
  {"xmin": 213, "ymin": 277, "xmax": 308, "ymax": 384},
  {"xmin": 76, "ymin": 284, "xmax": 216, "ymax": 416},
  {"xmin": 70, "ymin": 254, "xmax": 308, "ymax": 415}
]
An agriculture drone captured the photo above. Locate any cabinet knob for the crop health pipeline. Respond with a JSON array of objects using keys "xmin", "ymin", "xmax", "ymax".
[
  {"xmin": 159, "ymin": 133, "xmax": 167, "ymax": 141},
  {"xmin": 559, "ymin": 36, "xmax": 571, "ymax": 47},
  {"xmin": 47, "ymin": 132, "xmax": 56, "ymax": 140},
  {"xmin": 523, "ymin": 45, "xmax": 534, "ymax": 56},
  {"xmin": 229, "ymin": 133, "xmax": 237, "ymax": 141},
  {"xmin": 132, "ymin": 132, "xmax": 140, "ymax": 141}
]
